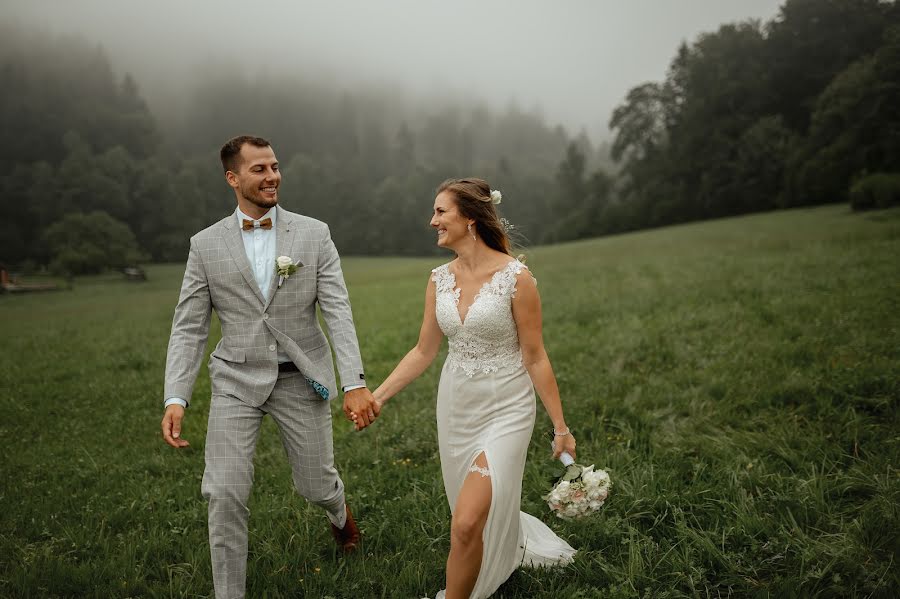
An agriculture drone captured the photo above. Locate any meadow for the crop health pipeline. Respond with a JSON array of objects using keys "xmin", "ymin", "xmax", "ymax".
[{"xmin": 1, "ymin": 204, "xmax": 898, "ymax": 598}]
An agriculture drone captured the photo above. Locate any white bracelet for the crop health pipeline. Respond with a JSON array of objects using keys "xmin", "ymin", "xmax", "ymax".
[{"xmin": 553, "ymin": 428, "xmax": 570, "ymax": 437}]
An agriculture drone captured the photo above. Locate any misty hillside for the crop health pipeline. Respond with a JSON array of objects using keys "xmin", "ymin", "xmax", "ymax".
[
  {"xmin": 1, "ymin": 21, "xmax": 611, "ymax": 266},
  {"xmin": 2, "ymin": 0, "xmax": 899, "ymax": 275}
]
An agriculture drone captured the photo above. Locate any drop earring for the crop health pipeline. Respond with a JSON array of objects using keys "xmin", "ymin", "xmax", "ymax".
[{"xmin": 468, "ymin": 223, "xmax": 476, "ymax": 240}]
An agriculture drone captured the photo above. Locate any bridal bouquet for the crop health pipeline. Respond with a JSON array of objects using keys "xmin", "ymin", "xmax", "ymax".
[{"xmin": 544, "ymin": 450, "xmax": 611, "ymax": 519}]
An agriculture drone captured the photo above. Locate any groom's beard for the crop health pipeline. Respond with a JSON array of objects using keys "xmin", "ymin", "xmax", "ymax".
[{"xmin": 240, "ymin": 181, "xmax": 278, "ymax": 209}]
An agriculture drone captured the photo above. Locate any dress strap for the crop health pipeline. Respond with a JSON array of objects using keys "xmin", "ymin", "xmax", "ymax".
[
  {"xmin": 495, "ymin": 259, "xmax": 533, "ymax": 298},
  {"xmin": 431, "ymin": 263, "xmax": 456, "ymax": 294}
]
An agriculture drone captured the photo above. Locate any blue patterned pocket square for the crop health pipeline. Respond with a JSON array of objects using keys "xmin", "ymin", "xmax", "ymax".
[{"xmin": 305, "ymin": 377, "xmax": 329, "ymax": 400}]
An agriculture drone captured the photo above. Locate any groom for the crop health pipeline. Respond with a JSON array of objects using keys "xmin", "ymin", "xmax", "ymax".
[{"xmin": 161, "ymin": 135, "xmax": 380, "ymax": 598}]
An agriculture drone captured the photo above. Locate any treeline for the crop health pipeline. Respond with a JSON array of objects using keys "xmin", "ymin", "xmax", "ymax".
[
  {"xmin": 2, "ymin": 0, "xmax": 899, "ymax": 274},
  {"xmin": 0, "ymin": 23, "xmax": 609, "ymax": 273},
  {"xmin": 602, "ymin": 0, "xmax": 900, "ymax": 233}
]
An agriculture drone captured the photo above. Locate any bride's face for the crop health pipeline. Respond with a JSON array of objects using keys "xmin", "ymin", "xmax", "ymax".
[{"xmin": 431, "ymin": 191, "xmax": 472, "ymax": 249}]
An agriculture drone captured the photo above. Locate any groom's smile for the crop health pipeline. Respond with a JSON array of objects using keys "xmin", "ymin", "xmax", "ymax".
[{"xmin": 242, "ymin": 176, "xmax": 279, "ymax": 209}]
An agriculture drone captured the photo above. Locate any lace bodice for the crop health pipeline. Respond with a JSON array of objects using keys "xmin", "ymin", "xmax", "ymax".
[{"xmin": 431, "ymin": 259, "xmax": 532, "ymax": 377}]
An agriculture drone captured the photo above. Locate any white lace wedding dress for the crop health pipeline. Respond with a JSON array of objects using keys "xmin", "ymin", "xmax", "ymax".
[{"xmin": 430, "ymin": 259, "xmax": 576, "ymax": 599}]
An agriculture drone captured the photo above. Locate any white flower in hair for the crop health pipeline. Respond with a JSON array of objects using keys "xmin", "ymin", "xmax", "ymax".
[{"xmin": 490, "ymin": 189, "xmax": 502, "ymax": 205}]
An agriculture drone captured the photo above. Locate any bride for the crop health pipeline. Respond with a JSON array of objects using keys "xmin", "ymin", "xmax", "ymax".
[{"xmin": 367, "ymin": 178, "xmax": 577, "ymax": 598}]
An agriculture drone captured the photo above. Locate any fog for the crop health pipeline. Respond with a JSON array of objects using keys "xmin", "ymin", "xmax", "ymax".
[{"xmin": 5, "ymin": 0, "xmax": 784, "ymax": 140}]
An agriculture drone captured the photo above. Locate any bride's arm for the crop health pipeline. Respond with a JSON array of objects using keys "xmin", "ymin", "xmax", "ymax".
[
  {"xmin": 373, "ymin": 276, "xmax": 444, "ymax": 406},
  {"xmin": 512, "ymin": 270, "xmax": 576, "ymax": 459}
]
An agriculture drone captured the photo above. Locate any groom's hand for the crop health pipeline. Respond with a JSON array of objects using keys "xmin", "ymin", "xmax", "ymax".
[
  {"xmin": 343, "ymin": 388, "xmax": 380, "ymax": 431},
  {"xmin": 161, "ymin": 405, "xmax": 190, "ymax": 448}
]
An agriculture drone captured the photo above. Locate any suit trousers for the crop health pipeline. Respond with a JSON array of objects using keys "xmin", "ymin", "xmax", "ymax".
[{"xmin": 201, "ymin": 370, "xmax": 345, "ymax": 599}]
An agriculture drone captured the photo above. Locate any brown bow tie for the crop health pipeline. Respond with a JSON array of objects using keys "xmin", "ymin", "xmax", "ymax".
[{"xmin": 242, "ymin": 217, "xmax": 273, "ymax": 231}]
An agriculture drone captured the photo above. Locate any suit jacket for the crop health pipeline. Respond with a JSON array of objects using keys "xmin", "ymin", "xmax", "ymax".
[{"xmin": 164, "ymin": 206, "xmax": 364, "ymax": 407}]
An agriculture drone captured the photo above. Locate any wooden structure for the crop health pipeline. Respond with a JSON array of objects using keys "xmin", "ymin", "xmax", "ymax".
[{"xmin": 1, "ymin": 264, "xmax": 61, "ymax": 294}]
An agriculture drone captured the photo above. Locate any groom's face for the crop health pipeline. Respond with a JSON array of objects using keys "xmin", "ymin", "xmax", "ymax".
[{"xmin": 228, "ymin": 144, "xmax": 281, "ymax": 209}]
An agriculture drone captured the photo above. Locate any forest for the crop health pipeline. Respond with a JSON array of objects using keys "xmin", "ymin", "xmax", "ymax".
[{"xmin": 2, "ymin": 0, "xmax": 898, "ymax": 274}]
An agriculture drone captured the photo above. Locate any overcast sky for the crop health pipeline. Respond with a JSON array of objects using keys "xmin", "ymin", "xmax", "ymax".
[{"xmin": 7, "ymin": 0, "xmax": 785, "ymax": 140}]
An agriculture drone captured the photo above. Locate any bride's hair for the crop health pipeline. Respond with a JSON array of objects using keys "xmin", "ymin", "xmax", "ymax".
[{"xmin": 436, "ymin": 178, "xmax": 511, "ymax": 255}]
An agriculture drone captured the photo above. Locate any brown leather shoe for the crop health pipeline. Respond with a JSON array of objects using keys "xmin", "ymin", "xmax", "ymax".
[{"xmin": 330, "ymin": 505, "xmax": 360, "ymax": 553}]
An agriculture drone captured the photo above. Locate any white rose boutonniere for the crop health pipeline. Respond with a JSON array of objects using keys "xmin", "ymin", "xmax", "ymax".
[{"xmin": 275, "ymin": 256, "xmax": 302, "ymax": 287}]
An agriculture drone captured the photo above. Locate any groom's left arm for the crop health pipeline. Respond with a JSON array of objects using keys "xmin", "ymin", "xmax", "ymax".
[
  {"xmin": 315, "ymin": 225, "xmax": 365, "ymax": 386},
  {"xmin": 315, "ymin": 225, "xmax": 380, "ymax": 428}
]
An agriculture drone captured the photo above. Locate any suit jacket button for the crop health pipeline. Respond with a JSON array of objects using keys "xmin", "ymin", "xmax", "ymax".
[
  {"xmin": 269, "ymin": 344, "xmax": 276, "ymax": 351},
  {"xmin": 263, "ymin": 313, "xmax": 269, "ymax": 320}
]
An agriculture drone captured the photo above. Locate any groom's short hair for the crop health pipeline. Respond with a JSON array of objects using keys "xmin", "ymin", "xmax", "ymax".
[{"xmin": 220, "ymin": 135, "xmax": 272, "ymax": 172}]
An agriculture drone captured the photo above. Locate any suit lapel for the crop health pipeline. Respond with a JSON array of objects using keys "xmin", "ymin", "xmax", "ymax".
[
  {"xmin": 222, "ymin": 215, "xmax": 267, "ymax": 304},
  {"xmin": 264, "ymin": 207, "xmax": 296, "ymax": 309}
]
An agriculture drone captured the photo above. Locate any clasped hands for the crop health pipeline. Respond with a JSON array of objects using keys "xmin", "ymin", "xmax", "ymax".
[{"xmin": 342, "ymin": 387, "xmax": 383, "ymax": 431}]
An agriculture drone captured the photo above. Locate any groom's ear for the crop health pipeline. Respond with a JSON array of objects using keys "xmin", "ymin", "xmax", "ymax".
[{"xmin": 224, "ymin": 170, "xmax": 239, "ymax": 189}]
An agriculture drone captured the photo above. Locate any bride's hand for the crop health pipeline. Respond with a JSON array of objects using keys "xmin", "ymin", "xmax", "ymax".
[
  {"xmin": 372, "ymin": 388, "xmax": 387, "ymax": 411},
  {"xmin": 552, "ymin": 431, "xmax": 576, "ymax": 460}
]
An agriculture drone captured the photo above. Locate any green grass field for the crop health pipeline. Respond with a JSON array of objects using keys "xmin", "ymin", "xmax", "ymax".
[{"xmin": 1, "ymin": 204, "xmax": 898, "ymax": 598}]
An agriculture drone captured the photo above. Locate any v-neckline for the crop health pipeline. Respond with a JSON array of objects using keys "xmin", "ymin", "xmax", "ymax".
[{"xmin": 447, "ymin": 260, "xmax": 516, "ymax": 326}]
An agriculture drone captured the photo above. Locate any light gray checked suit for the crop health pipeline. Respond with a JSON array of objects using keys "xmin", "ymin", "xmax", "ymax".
[{"xmin": 164, "ymin": 205, "xmax": 364, "ymax": 599}]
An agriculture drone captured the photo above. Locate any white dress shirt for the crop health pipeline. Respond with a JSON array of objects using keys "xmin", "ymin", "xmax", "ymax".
[{"xmin": 239, "ymin": 205, "xmax": 278, "ymax": 313}]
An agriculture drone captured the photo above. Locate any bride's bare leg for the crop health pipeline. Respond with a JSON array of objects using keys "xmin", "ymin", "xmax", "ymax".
[{"xmin": 445, "ymin": 452, "xmax": 492, "ymax": 599}]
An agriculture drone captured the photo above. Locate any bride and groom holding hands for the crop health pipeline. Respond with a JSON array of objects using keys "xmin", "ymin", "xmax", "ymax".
[{"xmin": 161, "ymin": 135, "xmax": 578, "ymax": 598}]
